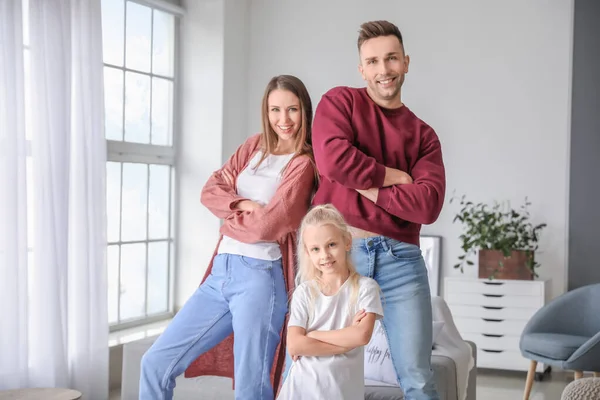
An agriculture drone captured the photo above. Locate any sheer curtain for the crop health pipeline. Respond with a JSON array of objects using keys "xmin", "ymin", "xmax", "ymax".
[{"xmin": 0, "ymin": 0, "xmax": 108, "ymax": 398}]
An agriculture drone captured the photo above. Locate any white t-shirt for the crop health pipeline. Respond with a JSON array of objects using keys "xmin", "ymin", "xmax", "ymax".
[
  {"xmin": 278, "ymin": 276, "xmax": 384, "ymax": 400},
  {"xmin": 218, "ymin": 151, "xmax": 293, "ymax": 260}
]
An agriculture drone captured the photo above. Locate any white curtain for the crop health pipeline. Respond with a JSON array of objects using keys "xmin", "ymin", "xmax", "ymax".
[{"xmin": 0, "ymin": 0, "xmax": 109, "ymax": 398}]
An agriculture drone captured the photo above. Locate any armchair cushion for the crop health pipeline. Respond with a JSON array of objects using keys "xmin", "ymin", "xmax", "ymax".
[{"xmin": 522, "ymin": 333, "xmax": 590, "ymax": 360}]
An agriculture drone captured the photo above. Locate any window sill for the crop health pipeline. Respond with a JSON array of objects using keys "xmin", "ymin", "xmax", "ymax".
[{"xmin": 108, "ymin": 318, "xmax": 172, "ymax": 348}]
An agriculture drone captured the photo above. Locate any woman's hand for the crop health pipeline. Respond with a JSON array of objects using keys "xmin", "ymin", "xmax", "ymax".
[{"xmin": 236, "ymin": 200, "xmax": 263, "ymax": 212}]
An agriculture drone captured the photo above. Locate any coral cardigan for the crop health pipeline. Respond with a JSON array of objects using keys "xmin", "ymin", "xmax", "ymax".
[{"xmin": 184, "ymin": 134, "xmax": 315, "ymax": 393}]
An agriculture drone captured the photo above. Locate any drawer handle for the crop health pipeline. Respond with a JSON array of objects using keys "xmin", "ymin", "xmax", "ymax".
[
  {"xmin": 482, "ymin": 306, "xmax": 504, "ymax": 310},
  {"xmin": 482, "ymin": 318, "xmax": 503, "ymax": 322},
  {"xmin": 482, "ymin": 334, "xmax": 504, "ymax": 338},
  {"xmin": 483, "ymin": 294, "xmax": 504, "ymax": 298},
  {"xmin": 482, "ymin": 349, "xmax": 504, "ymax": 353},
  {"xmin": 483, "ymin": 281, "xmax": 504, "ymax": 286}
]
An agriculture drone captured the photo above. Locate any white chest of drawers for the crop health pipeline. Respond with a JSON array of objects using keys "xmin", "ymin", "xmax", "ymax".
[{"xmin": 444, "ymin": 277, "xmax": 549, "ymax": 372}]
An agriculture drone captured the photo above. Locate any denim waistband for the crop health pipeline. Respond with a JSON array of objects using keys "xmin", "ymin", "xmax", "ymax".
[{"xmin": 352, "ymin": 236, "xmax": 395, "ymax": 252}]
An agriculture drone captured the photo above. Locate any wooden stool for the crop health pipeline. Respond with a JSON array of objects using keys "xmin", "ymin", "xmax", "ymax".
[{"xmin": 0, "ymin": 388, "xmax": 82, "ymax": 400}]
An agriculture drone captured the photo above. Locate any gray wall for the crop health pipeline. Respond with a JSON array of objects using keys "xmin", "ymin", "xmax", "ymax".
[
  {"xmin": 245, "ymin": 0, "xmax": 573, "ymax": 299},
  {"xmin": 568, "ymin": 0, "xmax": 600, "ymax": 289}
]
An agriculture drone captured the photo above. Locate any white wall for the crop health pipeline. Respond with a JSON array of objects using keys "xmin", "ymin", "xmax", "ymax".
[
  {"xmin": 177, "ymin": 0, "xmax": 225, "ymax": 308},
  {"xmin": 222, "ymin": 0, "xmax": 250, "ymax": 159},
  {"xmin": 176, "ymin": 0, "xmax": 251, "ymax": 308},
  {"xmin": 245, "ymin": 0, "xmax": 574, "ymax": 299}
]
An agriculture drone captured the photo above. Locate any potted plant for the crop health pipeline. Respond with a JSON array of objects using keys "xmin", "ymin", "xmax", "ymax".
[{"xmin": 451, "ymin": 194, "xmax": 547, "ymax": 280}]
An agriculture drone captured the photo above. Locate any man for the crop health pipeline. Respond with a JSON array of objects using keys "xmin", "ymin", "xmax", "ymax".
[{"xmin": 311, "ymin": 20, "xmax": 445, "ymax": 399}]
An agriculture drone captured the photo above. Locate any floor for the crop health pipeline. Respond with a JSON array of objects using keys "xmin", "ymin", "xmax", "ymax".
[
  {"xmin": 110, "ymin": 368, "xmax": 578, "ymax": 399},
  {"xmin": 477, "ymin": 368, "xmax": 574, "ymax": 400}
]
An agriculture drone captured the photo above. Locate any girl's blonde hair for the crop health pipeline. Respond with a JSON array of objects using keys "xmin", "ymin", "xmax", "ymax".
[{"xmin": 295, "ymin": 204, "xmax": 361, "ymax": 318}]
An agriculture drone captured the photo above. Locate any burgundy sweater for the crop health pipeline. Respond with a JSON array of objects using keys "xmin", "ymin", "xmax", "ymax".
[{"xmin": 312, "ymin": 87, "xmax": 446, "ymax": 246}]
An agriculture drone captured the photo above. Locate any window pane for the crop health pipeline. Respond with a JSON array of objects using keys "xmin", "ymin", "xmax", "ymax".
[
  {"xmin": 147, "ymin": 241, "xmax": 168, "ymax": 314},
  {"xmin": 104, "ymin": 67, "xmax": 124, "ymax": 141},
  {"xmin": 148, "ymin": 165, "xmax": 169, "ymax": 239},
  {"xmin": 101, "ymin": 0, "xmax": 124, "ymax": 66},
  {"xmin": 124, "ymin": 71, "xmax": 150, "ymax": 143},
  {"xmin": 151, "ymin": 78, "xmax": 173, "ymax": 145},
  {"xmin": 152, "ymin": 10, "xmax": 174, "ymax": 77},
  {"xmin": 106, "ymin": 162, "xmax": 121, "ymax": 242},
  {"xmin": 125, "ymin": 1, "xmax": 151, "ymax": 73},
  {"xmin": 107, "ymin": 245, "xmax": 120, "ymax": 324},
  {"xmin": 120, "ymin": 243, "xmax": 146, "ymax": 320},
  {"xmin": 121, "ymin": 163, "xmax": 148, "ymax": 241}
]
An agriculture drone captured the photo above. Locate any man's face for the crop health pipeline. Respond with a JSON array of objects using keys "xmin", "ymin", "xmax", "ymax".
[{"xmin": 358, "ymin": 35, "xmax": 409, "ymax": 108}]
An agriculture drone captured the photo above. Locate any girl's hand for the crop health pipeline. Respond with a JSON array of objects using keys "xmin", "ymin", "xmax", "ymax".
[
  {"xmin": 221, "ymin": 169, "xmax": 235, "ymax": 187},
  {"xmin": 352, "ymin": 309, "xmax": 367, "ymax": 326}
]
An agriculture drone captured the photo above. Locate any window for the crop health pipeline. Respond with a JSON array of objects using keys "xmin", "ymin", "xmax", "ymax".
[{"xmin": 101, "ymin": 0, "xmax": 181, "ymax": 330}]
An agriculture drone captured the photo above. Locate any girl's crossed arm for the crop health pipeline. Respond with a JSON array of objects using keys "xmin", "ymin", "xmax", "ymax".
[
  {"xmin": 287, "ymin": 283, "xmax": 353, "ymax": 358},
  {"xmin": 307, "ymin": 278, "xmax": 384, "ymax": 348},
  {"xmin": 287, "ymin": 327, "xmax": 351, "ymax": 358},
  {"xmin": 306, "ymin": 309, "xmax": 377, "ymax": 348}
]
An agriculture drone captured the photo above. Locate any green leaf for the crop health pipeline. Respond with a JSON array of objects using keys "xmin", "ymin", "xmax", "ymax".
[{"xmin": 451, "ymin": 193, "xmax": 546, "ymax": 275}]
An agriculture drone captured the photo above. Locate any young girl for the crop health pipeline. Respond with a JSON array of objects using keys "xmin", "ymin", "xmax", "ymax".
[
  {"xmin": 140, "ymin": 75, "xmax": 316, "ymax": 400},
  {"xmin": 278, "ymin": 204, "xmax": 384, "ymax": 400}
]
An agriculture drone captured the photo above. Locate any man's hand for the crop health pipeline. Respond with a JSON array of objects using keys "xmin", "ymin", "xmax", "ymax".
[
  {"xmin": 235, "ymin": 200, "xmax": 263, "ymax": 212},
  {"xmin": 352, "ymin": 309, "xmax": 367, "ymax": 326},
  {"xmin": 356, "ymin": 188, "xmax": 379, "ymax": 203},
  {"xmin": 383, "ymin": 167, "xmax": 413, "ymax": 187}
]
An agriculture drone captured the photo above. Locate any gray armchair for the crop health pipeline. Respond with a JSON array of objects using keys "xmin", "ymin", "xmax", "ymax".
[{"xmin": 519, "ymin": 283, "xmax": 600, "ymax": 400}]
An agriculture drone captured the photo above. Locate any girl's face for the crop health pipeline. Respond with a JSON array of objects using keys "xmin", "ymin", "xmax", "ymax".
[
  {"xmin": 303, "ymin": 223, "xmax": 352, "ymax": 277},
  {"xmin": 267, "ymin": 89, "xmax": 302, "ymax": 146}
]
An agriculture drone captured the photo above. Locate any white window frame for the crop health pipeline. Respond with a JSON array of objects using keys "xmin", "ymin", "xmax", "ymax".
[{"xmin": 105, "ymin": 0, "xmax": 184, "ymax": 332}]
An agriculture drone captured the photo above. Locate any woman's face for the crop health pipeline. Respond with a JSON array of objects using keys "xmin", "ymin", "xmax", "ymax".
[{"xmin": 267, "ymin": 89, "xmax": 302, "ymax": 146}]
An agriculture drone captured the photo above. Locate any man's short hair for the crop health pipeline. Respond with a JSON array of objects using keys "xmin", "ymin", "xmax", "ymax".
[{"xmin": 357, "ymin": 20, "xmax": 404, "ymax": 52}]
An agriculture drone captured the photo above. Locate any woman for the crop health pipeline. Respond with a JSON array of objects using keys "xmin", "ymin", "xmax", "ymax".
[{"xmin": 139, "ymin": 75, "xmax": 316, "ymax": 400}]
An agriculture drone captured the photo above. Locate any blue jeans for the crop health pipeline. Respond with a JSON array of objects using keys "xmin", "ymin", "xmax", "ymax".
[
  {"xmin": 353, "ymin": 236, "xmax": 439, "ymax": 400},
  {"xmin": 139, "ymin": 253, "xmax": 288, "ymax": 400}
]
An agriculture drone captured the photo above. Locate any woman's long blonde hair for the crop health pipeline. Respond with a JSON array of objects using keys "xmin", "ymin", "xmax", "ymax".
[{"xmin": 295, "ymin": 204, "xmax": 361, "ymax": 319}]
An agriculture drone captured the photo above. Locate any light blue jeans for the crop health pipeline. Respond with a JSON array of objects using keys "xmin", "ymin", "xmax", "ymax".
[
  {"xmin": 354, "ymin": 236, "xmax": 439, "ymax": 400},
  {"xmin": 139, "ymin": 253, "xmax": 288, "ymax": 400}
]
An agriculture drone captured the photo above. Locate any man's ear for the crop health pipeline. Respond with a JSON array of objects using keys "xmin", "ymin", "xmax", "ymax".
[{"xmin": 358, "ymin": 63, "xmax": 366, "ymax": 81}]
